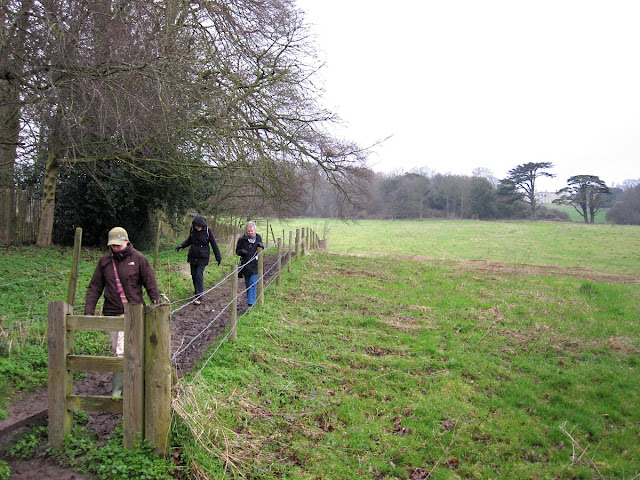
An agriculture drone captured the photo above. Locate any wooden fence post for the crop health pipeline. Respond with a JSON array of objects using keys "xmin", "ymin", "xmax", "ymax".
[
  {"xmin": 229, "ymin": 232, "xmax": 237, "ymax": 256},
  {"xmin": 295, "ymin": 229, "xmax": 300, "ymax": 258},
  {"xmin": 48, "ymin": 301, "xmax": 74, "ymax": 449},
  {"xmin": 288, "ymin": 231, "xmax": 292, "ymax": 272},
  {"xmin": 66, "ymin": 228, "xmax": 82, "ymax": 306},
  {"xmin": 153, "ymin": 220, "xmax": 161, "ymax": 272},
  {"xmin": 144, "ymin": 303, "xmax": 171, "ymax": 456},
  {"xmin": 230, "ymin": 264, "xmax": 238, "ymax": 341},
  {"xmin": 276, "ymin": 238, "xmax": 282, "ymax": 286},
  {"xmin": 257, "ymin": 246, "xmax": 264, "ymax": 306},
  {"xmin": 123, "ymin": 303, "xmax": 145, "ymax": 449}
]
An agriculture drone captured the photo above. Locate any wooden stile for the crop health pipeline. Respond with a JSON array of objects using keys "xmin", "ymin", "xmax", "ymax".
[{"xmin": 48, "ymin": 302, "xmax": 170, "ymax": 454}]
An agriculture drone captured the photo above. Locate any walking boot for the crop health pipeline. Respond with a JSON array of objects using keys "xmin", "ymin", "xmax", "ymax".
[{"xmin": 112, "ymin": 372, "xmax": 123, "ymax": 397}]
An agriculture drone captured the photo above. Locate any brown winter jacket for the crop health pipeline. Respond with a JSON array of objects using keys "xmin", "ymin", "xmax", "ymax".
[{"xmin": 84, "ymin": 244, "xmax": 159, "ymax": 315}]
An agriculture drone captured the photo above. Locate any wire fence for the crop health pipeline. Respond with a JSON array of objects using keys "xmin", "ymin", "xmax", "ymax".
[
  {"xmin": 1, "ymin": 227, "xmax": 318, "ymax": 381},
  {"xmin": 168, "ymin": 234, "xmax": 309, "ymax": 377}
]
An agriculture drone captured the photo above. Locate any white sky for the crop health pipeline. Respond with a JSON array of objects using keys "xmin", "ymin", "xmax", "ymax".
[{"xmin": 296, "ymin": 0, "xmax": 640, "ymax": 191}]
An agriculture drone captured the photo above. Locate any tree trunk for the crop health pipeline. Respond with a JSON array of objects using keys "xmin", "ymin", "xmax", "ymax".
[
  {"xmin": 0, "ymin": 77, "xmax": 20, "ymax": 243},
  {"xmin": 36, "ymin": 152, "xmax": 59, "ymax": 246}
]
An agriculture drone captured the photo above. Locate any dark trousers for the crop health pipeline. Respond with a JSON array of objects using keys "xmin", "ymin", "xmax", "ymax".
[{"xmin": 190, "ymin": 264, "xmax": 206, "ymax": 299}]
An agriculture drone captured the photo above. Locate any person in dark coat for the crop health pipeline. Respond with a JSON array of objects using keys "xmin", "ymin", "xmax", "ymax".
[
  {"xmin": 235, "ymin": 220, "xmax": 263, "ymax": 307},
  {"xmin": 176, "ymin": 215, "xmax": 222, "ymax": 305},
  {"xmin": 85, "ymin": 226, "xmax": 160, "ymax": 396}
]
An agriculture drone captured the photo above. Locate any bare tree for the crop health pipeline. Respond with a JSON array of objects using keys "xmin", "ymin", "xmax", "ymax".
[
  {"xmin": 472, "ymin": 167, "xmax": 499, "ymax": 187},
  {"xmin": 5, "ymin": 0, "xmax": 368, "ymax": 245}
]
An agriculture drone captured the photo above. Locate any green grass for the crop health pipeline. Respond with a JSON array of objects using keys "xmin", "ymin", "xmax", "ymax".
[
  {"xmin": 0, "ymin": 237, "xmax": 238, "ymax": 408},
  {"xmin": 2, "ymin": 219, "xmax": 639, "ymax": 479},
  {"xmin": 271, "ymin": 218, "xmax": 640, "ymax": 278},
  {"xmin": 544, "ymin": 203, "xmax": 610, "ymax": 224},
  {"xmin": 175, "ymin": 251, "xmax": 640, "ymax": 479}
]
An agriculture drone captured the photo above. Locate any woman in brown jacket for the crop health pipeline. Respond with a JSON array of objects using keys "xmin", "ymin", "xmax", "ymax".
[{"xmin": 84, "ymin": 227, "xmax": 160, "ymax": 395}]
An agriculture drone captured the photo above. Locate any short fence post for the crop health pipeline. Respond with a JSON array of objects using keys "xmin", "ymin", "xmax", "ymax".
[
  {"xmin": 123, "ymin": 303, "xmax": 145, "ymax": 449},
  {"xmin": 276, "ymin": 238, "xmax": 282, "ymax": 287},
  {"xmin": 295, "ymin": 228, "xmax": 300, "ymax": 258},
  {"xmin": 66, "ymin": 228, "xmax": 82, "ymax": 306},
  {"xmin": 288, "ymin": 231, "xmax": 292, "ymax": 272},
  {"xmin": 230, "ymin": 264, "xmax": 238, "ymax": 341},
  {"xmin": 301, "ymin": 229, "xmax": 306, "ymax": 257},
  {"xmin": 48, "ymin": 301, "xmax": 74, "ymax": 449},
  {"xmin": 153, "ymin": 221, "xmax": 161, "ymax": 272},
  {"xmin": 144, "ymin": 303, "xmax": 171, "ymax": 456},
  {"xmin": 257, "ymin": 246, "xmax": 264, "ymax": 306},
  {"xmin": 229, "ymin": 232, "xmax": 237, "ymax": 256}
]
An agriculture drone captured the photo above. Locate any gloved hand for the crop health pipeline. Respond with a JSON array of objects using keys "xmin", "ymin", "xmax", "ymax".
[
  {"xmin": 238, "ymin": 249, "xmax": 247, "ymax": 256},
  {"xmin": 256, "ymin": 242, "xmax": 264, "ymax": 249},
  {"xmin": 175, "ymin": 246, "xmax": 181, "ymax": 252}
]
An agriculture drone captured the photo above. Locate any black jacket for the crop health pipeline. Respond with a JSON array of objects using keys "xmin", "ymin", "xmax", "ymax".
[
  {"xmin": 236, "ymin": 233, "xmax": 263, "ymax": 277},
  {"xmin": 179, "ymin": 215, "xmax": 222, "ymax": 266}
]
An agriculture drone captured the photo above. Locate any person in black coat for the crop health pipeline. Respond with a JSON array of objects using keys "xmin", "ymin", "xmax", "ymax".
[
  {"xmin": 176, "ymin": 215, "xmax": 222, "ymax": 305},
  {"xmin": 235, "ymin": 221, "xmax": 263, "ymax": 307}
]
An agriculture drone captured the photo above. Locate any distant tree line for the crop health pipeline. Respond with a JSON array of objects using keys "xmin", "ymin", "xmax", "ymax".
[{"xmin": 301, "ymin": 162, "xmax": 640, "ymax": 225}]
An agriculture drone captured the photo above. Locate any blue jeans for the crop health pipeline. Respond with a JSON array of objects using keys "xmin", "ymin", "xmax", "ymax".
[
  {"xmin": 191, "ymin": 264, "xmax": 206, "ymax": 300},
  {"xmin": 244, "ymin": 273, "xmax": 258, "ymax": 306}
]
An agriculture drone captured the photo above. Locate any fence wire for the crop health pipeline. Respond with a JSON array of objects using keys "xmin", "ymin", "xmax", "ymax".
[{"xmin": 3, "ymin": 232, "xmax": 312, "ymax": 380}]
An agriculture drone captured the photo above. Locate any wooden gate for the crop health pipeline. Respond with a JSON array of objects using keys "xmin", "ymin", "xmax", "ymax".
[{"xmin": 47, "ymin": 301, "xmax": 171, "ymax": 455}]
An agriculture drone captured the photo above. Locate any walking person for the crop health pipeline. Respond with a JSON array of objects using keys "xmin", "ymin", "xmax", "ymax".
[
  {"xmin": 84, "ymin": 227, "xmax": 160, "ymax": 396},
  {"xmin": 176, "ymin": 215, "xmax": 222, "ymax": 305},
  {"xmin": 235, "ymin": 221, "xmax": 263, "ymax": 307}
]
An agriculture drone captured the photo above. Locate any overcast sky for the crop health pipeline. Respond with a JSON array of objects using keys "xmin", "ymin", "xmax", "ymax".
[{"xmin": 296, "ymin": 0, "xmax": 640, "ymax": 191}]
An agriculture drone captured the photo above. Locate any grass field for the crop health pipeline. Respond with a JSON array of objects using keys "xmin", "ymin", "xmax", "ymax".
[
  {"xmin": 174, "ymin": 219, "xmax": 640, "ymax": 479},
  {"xmin": 2, "ymin": 220, "xmax": 639, "ymax": 479},
  {"xmin": 271, "ymin": 219, "xmax": 640, "ymax": 277},
  {"xmin": 543, "ymin": 204, "xmax": 610, "ymax": 224}
]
